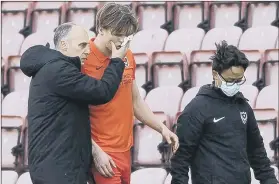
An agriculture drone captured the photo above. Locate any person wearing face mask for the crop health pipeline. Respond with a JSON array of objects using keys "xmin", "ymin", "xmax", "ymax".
[
  {"xmin": 20, "ymin": 22, "xmax": 128, "ymax": 184},
  {"xmin": 170, "ymin": 40, "xmax": 278, "ymax": 184}
]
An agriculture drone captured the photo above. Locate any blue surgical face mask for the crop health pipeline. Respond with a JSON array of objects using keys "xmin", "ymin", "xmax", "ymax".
[{"xmin": 218, "ymin": 74, "xmax": 240, "ymax": 97}]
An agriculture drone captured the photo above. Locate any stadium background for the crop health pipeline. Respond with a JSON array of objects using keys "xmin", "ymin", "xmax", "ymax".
[{"xmin": 1, "ymin": 1, "xmax": 278, "ymax": 183}]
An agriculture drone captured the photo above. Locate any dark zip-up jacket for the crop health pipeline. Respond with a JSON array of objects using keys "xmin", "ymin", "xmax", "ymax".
[
  {"xmin": 20, "ymin": 44, "xmax": 125, "ymax": 184},
  {"xmin": 171, "ymin": 84, "xmax": 278, "ymax": 184}
]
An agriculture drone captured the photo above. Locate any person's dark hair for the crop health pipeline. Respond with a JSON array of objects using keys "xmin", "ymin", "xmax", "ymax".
[
  {"xmin": 210, "ymin": 40, "xmax": 249, "ymax": 73},
  {"xmin": 53, "ymin": 22, "xmax": 76, "ymax": 48},
  {"xmin": 96, "ymin": 2, "xmax": 138, "ymax": 36}
]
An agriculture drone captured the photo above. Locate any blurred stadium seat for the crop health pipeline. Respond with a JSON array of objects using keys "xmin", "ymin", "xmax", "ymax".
[
  {"xmin": 263, "ymin": 48, "xmax": 279, "ymax": 86},
  {"xmin": 31, "ymin": 2, "xmax": 66, "ymax": 33},
  {"xmin": 180, "ymin": 86, "xmax": 200, "ymax": 111},
  {"xmin": 172, "ymin": 2, "xmax": 205, "ymax": 29},
  {"xmin": 16, "ymin": 172, "xmax": 33, "ymax": 184},
  {"xmin": 208, "ymin": 2, "xmax": 241, "ymax": 28},
  {"xmin": 1, "ymin": 2, "xmax": 31, "ymax": 34},
  {"xmin": 239, "ymin": 85, "xmax": 259, "ymax": 108},
  {"xmin": 238, "ymin": 26, "xmax": 278, "ymax": 50},
  {"xmin": 130, "ymin": 28, "xmax": 168, "ymax": 87},
  {"xmin": 256, "ymin": 85, "xmax": 278, "ymax": 110},
  {"xmin": 137, "ymin": 2, "xmax": 167, "ymax": 30},
  {"xmin": 66, "ymin": 2, "xmax": 99, "ymax": 31},
  {"xmin": 201, "ymin": 27, "xmax": 242, "ymax": 49},
  {"xmin": 131, "ymin": 168, "xmax": 168, "ymax": 184},
  {"xmin": 2, "ymin": 33, "xmax": 24, "ymax": 60},
  {"xmin": 145, "ymin": 86, "xmax": 183, "ymax": 126},
  {"xmin": 1, "ymin": 170, "xmax": 18, "ymax": 184},
  {"xmin": 20, "ymin": 32, "xmax": 54, "ymax": 54},
  {"xmin": 246, "ymin": 2, "xmax": 278, "ymax": 27}
]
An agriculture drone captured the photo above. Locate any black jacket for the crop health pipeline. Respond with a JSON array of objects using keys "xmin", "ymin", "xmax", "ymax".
[
  {"xmin": 20, "ymin": 44, "xmax": 125, "ymax": 184},
  {"xmin": 171, "ymin": 84, "xmax": 278, "ymax": 184}
]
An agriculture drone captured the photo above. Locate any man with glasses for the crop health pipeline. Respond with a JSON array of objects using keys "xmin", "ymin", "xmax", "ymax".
[{"xmin": 171, "ymin": 41, "xmax": 278, "ymax": 184}]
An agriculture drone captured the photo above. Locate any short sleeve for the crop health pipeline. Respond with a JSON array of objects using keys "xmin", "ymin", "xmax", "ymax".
[{"xmin": 128, "ymin": 50, "xmax": 136, "ymax": 80}]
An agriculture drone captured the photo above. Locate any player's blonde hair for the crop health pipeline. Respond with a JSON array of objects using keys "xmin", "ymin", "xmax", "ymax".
[{"xmin": 96, "ymin": 2, "xmax": 139, "ymax": 36}]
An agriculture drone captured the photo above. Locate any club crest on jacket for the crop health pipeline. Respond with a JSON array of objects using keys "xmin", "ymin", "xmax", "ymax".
[{"xmin": 240, "ymin": 112, "xmax": 247, "ymax": 124}]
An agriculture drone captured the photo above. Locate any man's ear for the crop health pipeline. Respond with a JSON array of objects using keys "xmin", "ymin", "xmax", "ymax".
[
  {"xmin": 212, "ymin": 70, "xmax": 218, "ymax": 80},
  {"xmin": 60, "ymin": 40, "xmax": 68, "ymax": 51},
  {"xmin": 99, "ymin": 27, "xmax": 104, "ymax": 35}
]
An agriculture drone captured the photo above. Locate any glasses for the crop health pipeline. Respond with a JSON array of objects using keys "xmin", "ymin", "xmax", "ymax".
[{"xmin": 219, "ymin": 74, "xmax": 246, "ymax": 86}]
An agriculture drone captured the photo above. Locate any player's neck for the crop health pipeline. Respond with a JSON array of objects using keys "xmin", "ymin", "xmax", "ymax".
[{"xmin": 94, "ymin": 36, "xmax": 112, "ymax": 57}]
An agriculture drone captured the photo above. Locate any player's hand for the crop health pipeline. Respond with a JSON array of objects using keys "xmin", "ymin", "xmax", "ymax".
[
  {"xmin": 161, "ymin": 125, "xmax": 179, "ymax": 153},
  {"xmin": 92, "ymin": 147, "xmax": 116, "ymax": 178},
  {"xmin": 111, "ymin": 41, "xmax": 130, "ymax": 59}
]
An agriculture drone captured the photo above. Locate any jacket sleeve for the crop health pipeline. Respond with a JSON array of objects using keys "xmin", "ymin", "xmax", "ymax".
[
  {"xmin": 246, "ymin": 107, "xmax": 278, "ymax": 184},
  {"xmin": 171, "ymin": 106, "xmax": 204, "ymax": 184},
  {"xmin": 49, "ymin": 58, "xmax": 125, "ymax": 105}
]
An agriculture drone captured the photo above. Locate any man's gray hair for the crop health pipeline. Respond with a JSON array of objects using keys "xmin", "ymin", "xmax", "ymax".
[{"xmin": 53, "ymin": 22, "xmax": 76, "ymax": 48}]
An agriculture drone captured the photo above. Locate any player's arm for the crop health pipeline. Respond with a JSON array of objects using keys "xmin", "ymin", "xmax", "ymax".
[
  {"xmin": 49, "ymin": 58, "xmax": 125, "ymax": 105},
  {"xmin": 171, "ymin": 105, "xmax": 204, "ymax": 184},
  {"xmin": 132, "ymin": 81, "xmax": 179, "ymax": 152},
  {"xmin": 246, "ymin": 107, "xmax": 278, "ymax": 184},
  {"xmin": 132, "ymin": 81, "xmax": 163, "ymax": 133}
]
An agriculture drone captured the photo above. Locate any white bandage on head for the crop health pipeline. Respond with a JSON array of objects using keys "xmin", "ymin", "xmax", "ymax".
[{"xmin": 121, "ymin": 35, "xmax": 134, "ymax": 47}]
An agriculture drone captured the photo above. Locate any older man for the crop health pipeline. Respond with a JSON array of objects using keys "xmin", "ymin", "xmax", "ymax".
[{"xmin": 20, "ymin": 23, "xmax": 129, "ymax": 184}]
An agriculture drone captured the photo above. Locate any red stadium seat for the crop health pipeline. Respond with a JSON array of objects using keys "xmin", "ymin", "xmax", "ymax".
[
  {"xmin": 131, "ymin": 168, "xmax": 168, "ymax": 184},
  {"xmin": 172, "ymin": 2, "xmax": 205, "ymax": 29},
  {"xmin": 189, "ymin": 50, "xmax": 215, "ymax": 87},
  {"xmin": 1, "ymin": 2, "xmax": 31, "ymax": 34},
  {"xmin": 133, "ymin": 87, "xmax": 182, "ymax": 166},
  {"xmin": 130, "ymin": 29, "xmax": 168, "ymax": 87},
  {"xmin": 2, "ymin": 33, "xmax": 24, "ymax": 60},
  {"xmin": 2, "ymin": 90, "xmax": 29, "ymax": 116},
  {"xmin": 208, "ymin": 2, "xmax": 242, "ymax": 28},
  {"xmin": 20, "ymin": 32, "xmax": 55, "ymax": 54},
  {"xmin": 263, "ymin": 48, "xmax": 279, "ymax": 86},
  {"xmin": 145, "ymin": 86, "xmax": 183, "ymax": 127},
  {"xmin": 133, "ymin": 122, "xmax": 165, "ymax": 166},
  {"xmin": 256, "ymin": 85, "xmax": 278, "ymax": 110},
  {"xmin": 246, "ymin": 2, "xmax": 278, "ymax": 27},
  {"xmin": 201, "ymin": 27, "xmax": 242, "ymax": 49},
  {"xmin": 31, "ymin": 2, "xmax": 66, "ymax": 33},
  {"xmin": 239, "ymin": 26, "xmax": 278, "ymax": 50},
  {"xmin": 238, "ymin": 26, "xmax": 278, "ymax": 84},
  {"xmin": 16, "ymin": 172, "xmax": 33, "ymax": 184},
  {"xmin": 134, "ymin": 53, "xmax": 150, "ymax": 87},
  {"xmin": 239, "ymin": 85, "xmax": 259, "ymax": 108},
  {"xmin": 1, "ymin": 171, "xmax": 18, "ymax": 184},
  {"xmin": 1, "ymin": 91, "xmax": 28, "ymax": 168},
  {"xmin": 7, "ymin": 56, "xmax": 31, "ymax": 92},
  {"xmin": 164, "ymin": 28, "xmax": 205, "ymax": 59},
  {"xmin": 66, "ymin": 2, "xmax": 99, "ymax": 30},
  {"xmin": 151, "ymin": 51, "xmax": 185, "ymax": 87},
  {"xmin": 253, "ymin": 109, "xmax": 278, "ymax": 161},
  {"xmin": 151, "ymin": 28, "xmax": 204, "ymax": 87},
  {"xmin": 136, "ymin": 2, "xmax": 167, "ymax": 30},
  {"xmin": 2, "ymin": 91, "xmax": 28, "ymax": 170},
  {"xmin": 180, "ymin": 86, "xmax": 200, "ymax": 111},
  {"xmin": 130, "ymin": 28, "xmax": 168, "ymax": 54}
]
